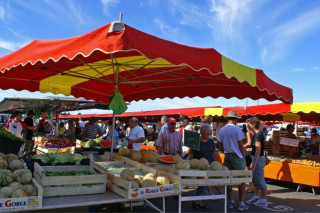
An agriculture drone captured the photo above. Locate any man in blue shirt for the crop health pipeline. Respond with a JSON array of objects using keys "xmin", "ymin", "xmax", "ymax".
[{"xmin": 154, "ymin": 115, "xmax": 168, "ymax": 147}]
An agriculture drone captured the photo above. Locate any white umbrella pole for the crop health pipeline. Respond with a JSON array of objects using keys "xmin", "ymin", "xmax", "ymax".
[{"xmin": 110, "ymin": 111, "xmax": 116, "ymax": 161}]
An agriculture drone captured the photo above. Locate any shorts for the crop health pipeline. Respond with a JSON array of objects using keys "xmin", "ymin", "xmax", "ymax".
[
  {"xmin": 251, "ymin": 155, "xmax": 267, "ymax": 189},
  {"xmin": 224, "ymin": 153, "xmax": 246, "ymax": 170}
]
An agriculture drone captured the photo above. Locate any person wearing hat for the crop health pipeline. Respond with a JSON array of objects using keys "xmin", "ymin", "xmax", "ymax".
[
  {"xmin": 23, "ymin": 110, "xmax": 35, "ymax": 157},
  {"xmin": 81, "ymin": 116, "xmax": 104, "ymax": 139},
  {"xmin": 156, "ymin": 117, "xmax": 182, "ymax": 156},
  {"xmin": 217, "ymin": 110, "xmax": 248, "ymax": 211}
]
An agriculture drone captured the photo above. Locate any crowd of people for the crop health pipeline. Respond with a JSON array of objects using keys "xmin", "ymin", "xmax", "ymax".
[{"xmin": 9, "ymin": 109, "xmax": 320, "ymax": 210}]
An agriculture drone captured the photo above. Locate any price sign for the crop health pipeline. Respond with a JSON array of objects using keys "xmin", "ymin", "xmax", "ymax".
[{"xmin": 184, "ymin": 130, "xmax": 200, "ymax": 151}]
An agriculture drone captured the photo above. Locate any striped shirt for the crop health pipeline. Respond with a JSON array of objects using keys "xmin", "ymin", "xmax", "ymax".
[
  {"xmin": 157, "ymin": 129, "xmax": 182, "ymax": 155},
  {"xmin": 83, "ymin": 123, "xmax": 103, "ymax": 139}
]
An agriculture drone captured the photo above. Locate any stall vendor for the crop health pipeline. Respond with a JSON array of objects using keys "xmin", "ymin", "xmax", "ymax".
[
  {"xmin": 311, "ymin": 128, "xmax": 319, "ymax": 155},
  {"xmin": 103, "ymin": 120, "xmax": 120, "ymax": 147},
  {"xmin": 127, "ymin": 117, "xmax": 145, "ymax": 150},
  {"xmin": 284, "ymin": 124, "xmax": 300, "ymax": 157}
]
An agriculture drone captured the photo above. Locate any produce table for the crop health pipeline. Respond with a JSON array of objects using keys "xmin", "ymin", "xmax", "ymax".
[
  {"xmin": 15, "ymin": 190, "xmax": 172, "ymax": 212},
  {"xmin": 216, "ymin": 153, "xmax": 320, "ymax": 194}
]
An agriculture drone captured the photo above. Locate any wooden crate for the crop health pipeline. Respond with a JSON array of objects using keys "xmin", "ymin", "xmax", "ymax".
[
  {"xmin": 0, "ymin": 178, "xmax": 43, "ymax": 211},
  {"xmin": 93, "ymin": 158, "xmax": 180, "ymax": 199},
  {"xmin": 34, "ymin": 162, "xmax": 107, "ymax": 197},
  {"xmin": 230, "ymin": 170, "xmax": 252, "ymax": 184},
  {"xmin": 179, "ymin": 170, "xmax": 231, "ymax": 186}
]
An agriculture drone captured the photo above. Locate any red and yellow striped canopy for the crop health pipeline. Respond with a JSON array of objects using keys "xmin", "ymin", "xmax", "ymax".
[{"xmin": 0, "ymin": 22, "xmax": 293, "ymax": 104}]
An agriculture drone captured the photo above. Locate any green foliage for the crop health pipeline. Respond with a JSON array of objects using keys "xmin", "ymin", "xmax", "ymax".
[{"xmin": 0, "ymin": 129, "xmax": 26, "ymax": 144}]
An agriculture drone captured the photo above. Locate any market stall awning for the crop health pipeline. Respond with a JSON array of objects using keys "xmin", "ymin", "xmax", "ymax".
[
  {"xmin": 204, "ymin": 102, "xmax": 320, "ymax": 122},
  {"xmin": 0, "ymin": 21, "xmax": 293, "ymax": 105},
  {"xmin": 59, "ymin": 106, "xmax": 220, "ymax": 121},
  {"xmin": 0, "ymin": 96, "xmax": 108, "ymax": 113}
]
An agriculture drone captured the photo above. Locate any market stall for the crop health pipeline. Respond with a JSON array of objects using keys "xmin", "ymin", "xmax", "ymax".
[{"xmin": 0, "ymin": 19, "xmax": 292, "ymax": 212}]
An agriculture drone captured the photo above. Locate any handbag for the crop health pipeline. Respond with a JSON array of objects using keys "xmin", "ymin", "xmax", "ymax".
[{"xmin": 264, "ymin": 151, "xmax": 271, "ymax": 165}]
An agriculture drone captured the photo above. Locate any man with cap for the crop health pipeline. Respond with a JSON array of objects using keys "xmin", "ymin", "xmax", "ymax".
[
  {"xmin": 217, "ymin": 111, "xmax": 248, "ymax": 211},
  {"xmin": 23, "ymin": 110, "xmax": 35, "ymax": 157},
  {"xmin": 156, "ymin": 117, "xmax": 182, "ymax": 156},
  {"xmin": 81, "ymin": 117, "xmax": 104, "ymax": 139}
]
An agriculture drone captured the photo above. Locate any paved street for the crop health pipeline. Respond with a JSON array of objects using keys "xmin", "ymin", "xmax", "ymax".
[{"xmin": 33, "ymin": 179, "xmax": 320, "ymax": 213}]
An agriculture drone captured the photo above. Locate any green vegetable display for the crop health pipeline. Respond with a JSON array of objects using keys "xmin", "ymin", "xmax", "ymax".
[{"xmin": 32, "ymin": 151, "xmax": 88, "ymax": 165}]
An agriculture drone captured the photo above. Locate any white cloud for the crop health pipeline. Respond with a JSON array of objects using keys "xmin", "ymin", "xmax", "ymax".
[
  {"xmin": 291, "ymin": 68, "xmax": 305, "ymax": 72},
  {"xmin": 154, "ymin": 19, "xmax": 183, "ymax": 42},
  {"xmin": 261, "ymin": 7, "xmax": 320, "ymax": 64},
  {"xmin": 209, "ymin": 0, "xmax": 254, "ymax": 41},
  {"xmin": 0, "ymin": 38, "xmax": 30, "ymax": 53},
  {"xmin": 313, "ymin": 67, "xmax": 320, "ymax": 70},
  {"xmin": 101, "ymin": 0, "xmax": 120, "ymax": 15}
]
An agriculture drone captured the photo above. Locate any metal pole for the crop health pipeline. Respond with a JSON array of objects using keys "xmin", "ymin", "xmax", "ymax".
[
  {"xmin": 110, "ymin": 111, "xmax": 116, "ymax": 161},
  {"xmin": 55, "ymin": 106, "xmax": 59, "ymax": 136},
  {"xmin": 119, "ymin": 12, "xmax": 123, "ymax": 22}
]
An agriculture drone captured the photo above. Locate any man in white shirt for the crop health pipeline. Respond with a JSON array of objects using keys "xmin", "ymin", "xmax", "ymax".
[
  {"xmin": 127, "ymin": 117, "xmax": 145, "ymax": 150},
  {"xmin": 6, "ymin": 111, "xmax": 33, "ymax": 138},
  {"xmin": 217, "ymin": 110, "xmax": 248, "ymax": 211}
]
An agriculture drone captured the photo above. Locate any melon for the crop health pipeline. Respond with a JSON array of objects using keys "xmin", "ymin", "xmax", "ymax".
[
  {"xmin": 156, "ymin": 176, "xmax": 171, "ymax": 185},
  {"xmin": 100, "ymin": 139, "xmax": 111, "ymax": 148},
  {"xmin": 118, "ymin": 148, "xmax": 131, "ymax": 157},
  {"xmin": 149, "ymin": 153, "xmax": 159, "ymax": 163},
  {"xmin": 190, "ymin": 159, "xmax": 199, "ymax": 169},
  {"xmin": 167, "ymin": 168, "xmax": 178, "ymax": 175},
  {"xmin": 0, "ymin": 169, "xmax": 14, "ymax": 186},
  {"xmin": 11, "ymin": 189, "xmax": 30, "ymax": 198},
  {"xmin": 132, "ymin": 151, "xmax": 142, "ymax": 162},
  {"xmin": 0, "ymin": 186, "xmax": 14, "ymax": 198},
  {"xmin": 20, "ymin": 184, "xmax": 37, "ymax": 196},
  {"xmin": 9, "ymin": 160, "xmax": 25, "ymax": 172},
  {"xmin": 173, "ymin": 155, "xmax": 182, "ymax": 164},
  {"xmin": 176, "ymin": 160, "xmax": 190, "ymax": 170},
  {"xmin": 0, "ymin": 153, "xmax": 6, "ymax": 159},
  {"xmin": 158, "ymin": 155, "xmax": 174, "ymax": 164},
  {"xmin": 210, "ymin": 161, "xmax": 223, "ymax": 171},
  {"xmin": 221, "ymin": 166, "xmax": 229, "ymax": 171},
  {"xmin": 120, "ymin": 169, "xmax": 135, "ymax": 181},
  {"xmin": 160, "ymin": 166, "xmax": 171, "ymax": 173},
  {"xmin": 197, "ymin": 158, "xmax": 209, "ymax": 170},
  {"xmin": 0, "ymin": 158, "xmax": 8, "ymax": 169},
  {"xmin": 142, "ymin": 152, "xmax": 151, "ymax": 162},
  {"xmin": 134, "ymin": 175, "xmax": 144, "ymax": 183},
  {"xmin": 8, "ymin": 182, "xmax": 22, "ymax": 190},
  {"xmin": 143, "ymin": 173, "xmax": 156, "ymax": 181},
  {"xmin": 6, "ymin": 154, "xmax": 18, "ymax": 163},
  {"xmin": 129, "ymin": 181, "xmax": 139, "ymax": 189},
  {"xmin": 141, "ymin": 179, "xmax": 156, "ymax": 187}
]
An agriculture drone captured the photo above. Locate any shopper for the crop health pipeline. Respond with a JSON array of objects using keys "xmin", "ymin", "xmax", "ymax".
[
  {"xmin": 217, "ymin": 111, "xmax": 248, "ymax": 211},
  {"xmin": 6, "ymin": 111, "xmax": 32, "ymax": 138},
  {"xmin": 246, "ymin": 117, "xmax": 268, "ymax": 207},
  {"xmin": 103, "ymin": 120, "xmax": 120, "ymax": 148},
  {"xmin": 81, "ymin": 117, "xmax": 104, "ymax": 139},
  {"xmin": 126, "ymin": 117, "xmax": 145, "ymax": 150},
  {"xmin": 23, "ymin": 110, "xmax": 35, "ymax": 156},
  {"xmin": 156, "ymin": 117, "xmax": 182, "ymax": 156},
  {"xmin": 189, "ymin": 123, "xmax": 215, "ymax": 210},
  {"xmin": 154, "ymin": 115, "xmax": 168, "ymax": 147}
]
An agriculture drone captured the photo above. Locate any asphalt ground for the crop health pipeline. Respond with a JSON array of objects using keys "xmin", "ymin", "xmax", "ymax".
[{"xmin": 31, "ymin": 179, "xmax": 320, "ymax": 213}]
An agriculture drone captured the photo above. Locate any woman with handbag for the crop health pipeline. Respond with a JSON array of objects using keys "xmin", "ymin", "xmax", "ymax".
[{"xmin": 245, "ymin": 117, "xmax": 268, "ymax": 207}]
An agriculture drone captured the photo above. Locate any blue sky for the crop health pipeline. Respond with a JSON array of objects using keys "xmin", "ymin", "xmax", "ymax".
[{"xmin": 0, "ymin": 0, "xmax": 320, "ymax": 114}]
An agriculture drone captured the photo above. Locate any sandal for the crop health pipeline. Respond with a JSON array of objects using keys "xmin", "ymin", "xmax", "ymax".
[
  {"xmin": 199, "ymin": 204, "xmax": 209, "ymax": 209},
  {"xmin": 192, "ymin": 201, "xmax": 200, "ymax": 209}
]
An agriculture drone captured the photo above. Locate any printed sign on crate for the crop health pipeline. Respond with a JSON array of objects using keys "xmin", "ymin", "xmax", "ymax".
[
  {"xmin": 280, "ymin": 137, "xmax": 299, "ymax": 147},
  {"xmin": 0, "ymin": 196, "xmax": 40, "ymax": 211},
  {"xmin": 129, "ymin": 183, "xmax": 179, "ymax": 199}
]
